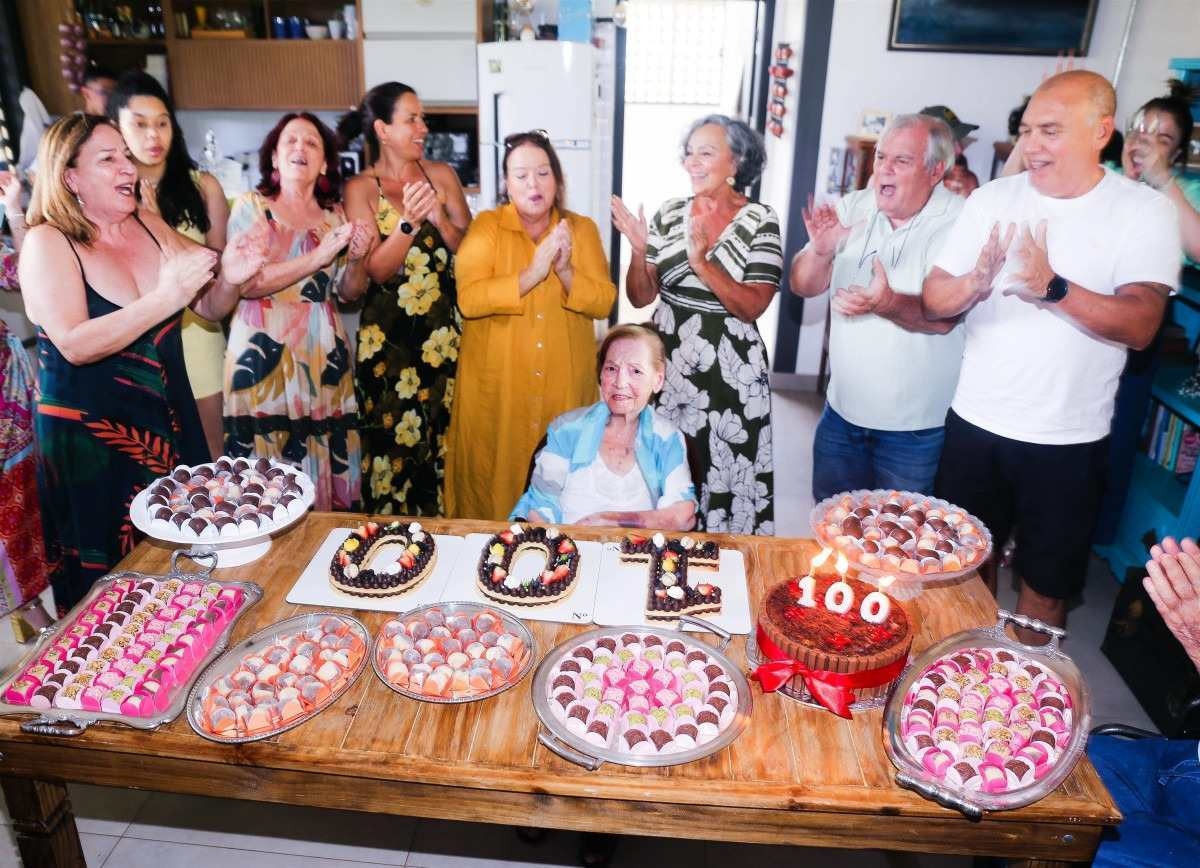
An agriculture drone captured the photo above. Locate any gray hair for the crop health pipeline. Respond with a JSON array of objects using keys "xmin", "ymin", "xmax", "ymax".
[
  {"xmin": 880, "ymin": 113, "xmax": 956, "ymax": 173},
  {"xmin": 681, "ymin": 114, "xmax": 767, "ymax": 188}
]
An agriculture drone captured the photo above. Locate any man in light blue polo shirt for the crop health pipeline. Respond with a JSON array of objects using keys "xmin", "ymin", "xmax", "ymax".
[{"xmin": 790, "ymin": 113, "xmax": 964, "ymax": 500}]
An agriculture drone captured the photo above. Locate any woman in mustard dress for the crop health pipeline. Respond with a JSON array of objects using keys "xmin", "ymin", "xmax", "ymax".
[
  {"xmin": 223, "ymin": 113, "xmax": 373, "ymax": 511},
  {"xmin": 110, "ymin": 71, "xmax": 230, "ymax": 461},
  {"xmin": 341, "ymin": 83, "xmax": 470, "ymax": 516},
  {"xmin": 447, "ymin": 132, "xmax": 616, "ymax": 520}
]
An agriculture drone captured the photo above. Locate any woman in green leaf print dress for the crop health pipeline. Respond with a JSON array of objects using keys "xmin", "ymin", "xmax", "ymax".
[
  {"xmin": 223, "ymin": 113, "xmax": 373, "ymax": 511},
  {"xmin": 341, "ymin": 83, "xmax": 469, "ymax": 516},
  {"xmin": 613, "ymin": 115, "xmax": 782, "ymax": 535}
]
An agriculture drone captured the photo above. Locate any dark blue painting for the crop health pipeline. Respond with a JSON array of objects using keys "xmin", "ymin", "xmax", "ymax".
[{"xmin": 889, "ymin": 0, "xmax": 1098, "ymax": 56}]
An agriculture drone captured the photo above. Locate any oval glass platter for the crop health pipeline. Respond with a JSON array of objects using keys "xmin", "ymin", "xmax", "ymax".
[
  {"xmin": 372, "ymin": 601, "xmax": 536, "ymax": 704},
  {"xmin": 187, "ymin": 611, "xmax": 368, "ymax": 744},
  {"xmin": 531, "ymin": 616, "xmax": 752, "ymax": 769}
]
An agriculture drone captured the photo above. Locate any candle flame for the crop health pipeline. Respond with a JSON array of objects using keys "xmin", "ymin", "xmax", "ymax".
[
  {"xmin": 879, "ymin": 573, "xmax": 896, "ymax": 589},
  {"xmin": 809, "ymin": 547, "xmax": 833, "ymax": 571},
  {"xmin": 835, "ymin": 552, "xmax": 850, "ymax": 575}
]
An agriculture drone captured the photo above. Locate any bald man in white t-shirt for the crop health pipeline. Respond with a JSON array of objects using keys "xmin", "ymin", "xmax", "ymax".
[{"xmin": 923, "ymin": 71, "xmax": 1181, "ymax": 643}]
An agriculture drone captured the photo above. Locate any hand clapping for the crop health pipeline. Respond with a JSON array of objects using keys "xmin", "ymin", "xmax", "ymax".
[
  {"xmin": 803, "ymin": 194, "xmax": 850, "ymax": 257},
  {"xmin": 832, "ymin": 257, "xmax": 891, "ymax": 318},
  {"xmin": 1002, "ymin": 220, "xmax": 1055, "ymax": 302},
  {"xmin": 346, "ymin": 219, "xmax": 374, "ymax": 262},
  {"xmin": 401, "ymin": 180, "xmax": 439, "ymax": 228},
  {"xmin": 313, "ymin": 221, "xmax": 356, "ymax": 268},
  {"xmin": 1145, "ymin": 536, "xmax": 1200, "ymax": 671},
  {"xmin": 610, "ymin": 195, "xmax": 649, "ymax": 255},
  {"xmin": 222, "ymin": 218, "xmax": 271, "ymax": 287},
  {"xmin": 156, "ymin": 245, "xmax": 218, "ymax": 310},
  {"xmin": 969, "ymin": 221, "xmax": 1015, "ymax": 300}
]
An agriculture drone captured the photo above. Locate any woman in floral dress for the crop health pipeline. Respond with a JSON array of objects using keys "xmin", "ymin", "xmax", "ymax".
[
  {"xmin": 223, "ymin": 113, "xmax": 373, "ymax": 511},
  {"xmin": 341, "ymin": 83, "xmax": 470, "ymax": 515},
  {"xmin": 612, "ymin": 115, "xmax": 782, "ymax": 535}
]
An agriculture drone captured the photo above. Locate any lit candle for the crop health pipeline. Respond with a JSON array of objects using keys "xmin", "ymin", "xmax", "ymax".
[
  {"xmin": 860, "ymin": 591, "xmax": 891, "ymax": 624},
  {"xmin": 824, "ymin": 580, "xmax": 854, "ymax": 615},
  {"xmin": 795, "ymin": 574, "xmax": 817, "ymax": 607},
  {"xmin": 809, "ymin": 547, "xmax": 833, "ymax": 572}
]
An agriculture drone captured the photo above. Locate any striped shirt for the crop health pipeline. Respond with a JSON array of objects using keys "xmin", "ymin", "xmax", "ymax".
[{"xmin": 645, "ymin": 197, "xmax": 783, "ymax": 313}]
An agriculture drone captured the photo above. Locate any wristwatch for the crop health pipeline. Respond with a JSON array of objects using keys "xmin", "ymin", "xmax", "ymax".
[
  {"xmin": 1044, "ymin": 274, "xmax": 1069, "ymax": 303},
  {"xmin": 399, "ymin": 219, "xmax": 417, "ymax": 236}
]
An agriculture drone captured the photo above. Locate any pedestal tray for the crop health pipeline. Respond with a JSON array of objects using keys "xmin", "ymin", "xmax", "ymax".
[
  {"xmin": 130, "ymin": 460, "xmax": 316, "ymax": 567},
  {"xmin": 0, "ymin": 550, "xmax": 262, "ymax": 736},
  {"xmin": 532, "ymin": 616, "xmax": 752, "ymax": 770}
]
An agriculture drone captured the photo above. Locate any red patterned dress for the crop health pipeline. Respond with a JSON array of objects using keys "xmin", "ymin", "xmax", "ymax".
[{"xmin": 0, "ymin": 317, "xmax": 49, "ymax": 615}]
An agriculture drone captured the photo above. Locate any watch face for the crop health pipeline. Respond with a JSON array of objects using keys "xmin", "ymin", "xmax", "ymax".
[
  {"xmin": 1045, "ymin": 275, "xmax": 1068, "ymax": 302},
  {"xmin": 400, "ymin": 220, "xmax": 415, "ymax": 236}
]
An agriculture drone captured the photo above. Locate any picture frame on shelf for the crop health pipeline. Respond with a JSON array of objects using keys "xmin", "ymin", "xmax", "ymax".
[
  {"xmin": 859, "ymin": 110, "xmax": 889, "ymax": 139},
  {"xmin": 888, "ymin": 0, "xmax": 1098, "ymax": 56}
]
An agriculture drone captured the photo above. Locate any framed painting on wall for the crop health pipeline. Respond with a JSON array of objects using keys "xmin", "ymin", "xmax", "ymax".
[{"xmin": 889, "ymin": 0, "xmax": 1098, "ymax": 56}]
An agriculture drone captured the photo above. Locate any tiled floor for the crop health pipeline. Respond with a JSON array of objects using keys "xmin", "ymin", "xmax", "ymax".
[{"xmin": 0, "ymin": 388, "xmax": 1155, "ymax": 867}]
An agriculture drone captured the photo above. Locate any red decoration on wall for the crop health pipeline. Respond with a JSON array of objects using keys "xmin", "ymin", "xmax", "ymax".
[{"xmin": 768, "ymin": 42, "xmax": 794, "ymax": 138}]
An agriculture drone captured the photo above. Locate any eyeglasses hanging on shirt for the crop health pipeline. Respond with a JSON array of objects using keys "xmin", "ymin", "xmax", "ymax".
[{"xmin": 855, "ymin": 210, "xmax": 923, "ymax": 281}]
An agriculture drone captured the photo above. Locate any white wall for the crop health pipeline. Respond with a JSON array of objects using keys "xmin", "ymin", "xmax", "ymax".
[{"xmin": 787, "ymin": 0, "xmax": 1200, "ymax": 378}]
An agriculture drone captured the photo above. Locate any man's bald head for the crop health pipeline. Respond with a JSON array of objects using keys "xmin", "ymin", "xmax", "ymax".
[{"xmin": 1035, "ymin": 70, "xmax": 1116, "ymax": 122}]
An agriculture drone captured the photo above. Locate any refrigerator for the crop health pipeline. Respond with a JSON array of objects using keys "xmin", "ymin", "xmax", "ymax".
[{"xmin": 477, "ymin": 40, "xmax": 615, "ymax": 259}]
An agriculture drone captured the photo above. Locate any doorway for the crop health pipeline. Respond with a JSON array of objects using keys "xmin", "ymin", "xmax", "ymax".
[{"xmin": 614, "ymin": 0, "xmax": 771, "ymax": 325}]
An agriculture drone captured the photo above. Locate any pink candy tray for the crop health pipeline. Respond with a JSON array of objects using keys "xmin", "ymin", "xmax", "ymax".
[
  {"xmin": 882, "ymin": 610, "xmax": 1092, "ymax": 817},
  {"xmin": 0, "ymin": 551, "xmax": 262, "ymax": 736}
]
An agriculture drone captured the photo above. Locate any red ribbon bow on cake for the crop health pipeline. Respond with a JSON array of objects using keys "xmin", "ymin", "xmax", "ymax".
[{"xmin": 751, "ymin": 626, "xmax": 907, "ymax": 719}]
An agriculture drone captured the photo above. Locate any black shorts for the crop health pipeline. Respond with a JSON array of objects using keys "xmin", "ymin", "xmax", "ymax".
[{"xmin": 934, "ymin": 410, "xmax": 1107, "ymax": 600}]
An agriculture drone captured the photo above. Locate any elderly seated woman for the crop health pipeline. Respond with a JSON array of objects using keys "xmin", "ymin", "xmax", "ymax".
[{"xmin": 511, "ymin": 324, "xmax": 696, "ymax": 530}]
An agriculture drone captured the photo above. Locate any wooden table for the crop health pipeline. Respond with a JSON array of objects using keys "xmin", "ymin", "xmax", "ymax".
[{"xmin": 0, "ymin": 514, "xmax": 1120, "ymax": 867}]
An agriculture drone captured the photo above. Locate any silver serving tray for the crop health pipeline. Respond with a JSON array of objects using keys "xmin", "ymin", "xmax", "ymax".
[
  {"xmin": 882, "ymin": 610, "xmax": 1092, "ymax": 819},
  {"xmin": 186, "ymin": 611, "xmax": 369, "ymax": 744},
  {"xmin": 810, "ymin": 489, "xmax": 994, "ymax": 585},
  {"xmin": 371, "ymin": 601, "xmax": 536, "ymax": 704},
  {"xmin": 744, "ymin": 631, "xmax": 902, "ymax": 713},
  {"xmin": 0, "ymin": 550, "xmax": 263, "ymax": 736},
  {"xmin": 532, "ymin": 616, "xmax": 752, "ymax": 770}
]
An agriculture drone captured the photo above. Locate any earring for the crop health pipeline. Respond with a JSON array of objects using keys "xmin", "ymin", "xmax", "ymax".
[
  {"xmin": 270, "ymin": 169, "xmax": 280, "ymax": 185},
  {"xmin": 317, "ymin": 173, "xmax": 331, "ymax": 194},
  {"xmin": 726, "ymin": 176, "xmax": 736, "ymax": 187}
]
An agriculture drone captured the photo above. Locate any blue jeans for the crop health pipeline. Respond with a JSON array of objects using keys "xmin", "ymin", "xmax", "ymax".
[
  {"xmin": 1089, "ymin": 734, "xmax": 1200, "ymax": 866},
  {"xmin": 812, "ymin": 404, "xmax": 944, "ymax": 502}
]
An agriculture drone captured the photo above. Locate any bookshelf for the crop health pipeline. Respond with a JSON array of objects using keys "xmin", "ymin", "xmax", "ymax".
[{"xmin": 1096, "ymin": 268, "xmax": 1200, "ymax": 580}]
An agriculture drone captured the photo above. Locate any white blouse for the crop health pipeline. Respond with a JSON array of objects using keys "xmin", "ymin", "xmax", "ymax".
[{"xmin": 558, "ymin": 455, "xmax": 654, "ymax": 523}]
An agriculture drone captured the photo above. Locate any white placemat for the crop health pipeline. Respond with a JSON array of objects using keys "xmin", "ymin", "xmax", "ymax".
[
  {"xmin": 438, "ymin": 533, "xmax": 603, "ymax": 625},
  {"xmin": 591, "ymin": 544, "xmax": 752, "ymax": 634},
  {"xmin": 286, "ymin": 528, "xmax": 466, "ymax": 613}
]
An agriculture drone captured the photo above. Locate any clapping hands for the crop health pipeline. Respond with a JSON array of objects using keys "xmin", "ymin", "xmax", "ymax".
[
  {"xmin": 529, "ymin": 219, "xmax": 572, "ymax": 284},
  {"xmin": 156, "ymin": 245, "xmax": 218, "ymax": 311},
  {"xmin": 968, "ymin": 222, "xmax": 1016, "ymax": 300},
  {"xmin": 0, "ymin": 171, "xmax": 23, "ymax": 217},
  {"xmin": 312, "ymin": 221, "xmax": 356, "ymax": 268},
  {"xmin": 346, "ymin": 219, "xmax": 374, "ymax": 262},
  {"xmin": 402, "ymin": 180, "xmax": 441, "ymax": 228},
  {"xmin": 832, "ymin": 257, "xmax": 891, "ymax": 317},
  {"xmin": 222, "ymin": 218, "xmax": 271, "ymax": 287},
  {"xmin": 1002, "ymin": 220, "xmax": 1055, "ymax": 302},
  {"xmin": 1145, "ymin": 537, "xmax": 1200, "ymax": 671},
  {"xmin": 803, "ymin": 194, "xmax": 850, "ymax": 257},
  {"xmin": 611, "ymin": 195, "xmax": 648, "ymax": 255}
]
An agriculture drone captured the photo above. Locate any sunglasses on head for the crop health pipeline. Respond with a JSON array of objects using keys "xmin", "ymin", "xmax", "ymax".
[{"xmin": 504, "ymin": 129, "xmax": 550, "ymax": 150}]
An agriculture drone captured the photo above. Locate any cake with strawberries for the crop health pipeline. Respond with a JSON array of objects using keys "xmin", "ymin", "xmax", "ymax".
[
  {"xmin": 758, "ymin": 572, "xmax": 911, "ymax": 704},
  {"xmin": 328, "ymin": 521, "xmax": 437, "ymax": 598},
  {"xmin": 476, "ymin": 524, "xmax": 580, "ymax": 606}
]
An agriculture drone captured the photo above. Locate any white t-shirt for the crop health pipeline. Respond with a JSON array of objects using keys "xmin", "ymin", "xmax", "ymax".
[
  {"xmin": 559, "ymin": 456, "xmax": 654, "ymax": 524},
  {"xmin": 823, "ymin": 184, "xmax": 966, "ymax": 431},
  {"xmin": 932, "ymin": 169, "xmax": 1181, "ymax": 445}
]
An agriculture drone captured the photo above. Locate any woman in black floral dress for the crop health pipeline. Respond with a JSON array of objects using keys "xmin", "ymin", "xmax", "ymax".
[{"xmin": 342, "ymin": 83, "xmax": 470, "ymax": 516}]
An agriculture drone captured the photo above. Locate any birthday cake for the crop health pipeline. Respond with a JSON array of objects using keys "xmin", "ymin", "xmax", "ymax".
[
  {"xmin": 758, "ymin": 572, "xmax": 911, "ymax": 705},
  {"xmin": 475, "ymin": 524, "xmax": 580, "ymax": 606},
  {"xmin": 620, "ymin": 533, "xmax": 722, "ymax": 621}
]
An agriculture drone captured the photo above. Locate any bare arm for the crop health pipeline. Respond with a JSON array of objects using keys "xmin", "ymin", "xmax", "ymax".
[
  {"xmin": 19, "ymin": 225, "xmax": 212, "ymax": 365},
  {"xmin": 834, "ymin": 259, "xmax": 958, "ymax": 334},
  {"xmin": 198, "ymin": 172, "xmax": 230, "ymax": 251},
  {"xmin": 241, "ymin": 221, "xmax": 354, "ymax": 300},
  {"xmin": 425, "ymin": 162, "xmax": 471, "ymax": 253},
  {"xmin": 692, "ymin": 256, "xmax": 775, "ymax": 322},
  {"xmin": 1160, "ymin": 179, "xmax": 1200, "ymax": 263},
  {"xmin": 789, "ymin": 197, "xmax": 850, "ymax": 298},
  {"xmin": 344, "ymin": 174, "xmax": 414, "ymax": 285},
  {"xmin": 789, "ymin": 248, "xmax": 835, "ymax": 298},
  {"xmin": 922, "ymin": 222, "xmax": 1015, "ymax": 320},
  {"xmin": 337, "ymin": 220, "xmax": 373, "ymax": 302},
  {"xmin": 611, "ymin": 196, "xmax": 660, "ymax": 308}
]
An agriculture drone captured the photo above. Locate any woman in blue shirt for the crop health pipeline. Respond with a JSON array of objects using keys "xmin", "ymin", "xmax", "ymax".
[{"xmin": 512, "ymin": 324, "xmax": 696, "ymax": 530}]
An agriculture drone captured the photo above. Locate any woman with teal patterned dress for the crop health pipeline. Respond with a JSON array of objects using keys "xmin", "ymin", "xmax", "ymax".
[
  {"xmin": 19, "ymin": 115, "xmax": 260, "ymax": 612},
  {"xmin": 342, "ymin": 83, "xmax": 470, "ymax": 516}
]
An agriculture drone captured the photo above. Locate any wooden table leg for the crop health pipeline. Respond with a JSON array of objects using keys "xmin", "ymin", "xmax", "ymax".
[{"xmin": 0, "ymin": 776, "xmax": 85, "ymax": 868}]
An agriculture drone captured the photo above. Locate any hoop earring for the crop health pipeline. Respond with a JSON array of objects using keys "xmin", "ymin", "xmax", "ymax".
[{"xmin": 726, "ymin": 176, "xmax": 736, "ymax": 187}]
